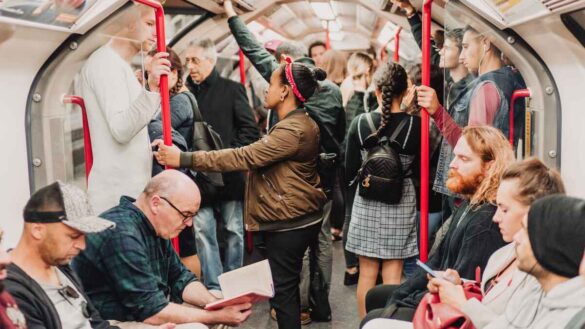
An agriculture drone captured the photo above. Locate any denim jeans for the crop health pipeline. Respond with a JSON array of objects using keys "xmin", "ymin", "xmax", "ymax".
[
  {"xmin": 403, "ymin": 211, "xmax": 443, "ymax": 279},
  {"xmin": 193, "ymin": 200, "xmax": 244, "ymax": 290}
]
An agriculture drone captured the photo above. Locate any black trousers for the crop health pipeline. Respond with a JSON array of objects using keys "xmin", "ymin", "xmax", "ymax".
[
  {"xmin": 264, "ymin": 222, "xmax": 321, "ymax": 329},
  {"xmin": 360, "ymin": 284, "xmax": 416, "ymax": 328}
]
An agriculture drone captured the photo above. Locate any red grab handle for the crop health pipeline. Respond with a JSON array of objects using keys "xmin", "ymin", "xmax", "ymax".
[
  {"xmin": 509, "ymin": 89, "xmax": 531, "ymax": 145},
  {"xmin": 63, "ymin": 96, "xmax": 93, "ymax": 183},
  {"xmin": 394, "ymin": 27, "xmax": 402, "ymax": 63}
]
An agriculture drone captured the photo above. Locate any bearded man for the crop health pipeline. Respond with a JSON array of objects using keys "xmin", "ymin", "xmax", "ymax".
[{"xmin": 360, "ymin": 126, "xmax": 514, "ymax": 326}]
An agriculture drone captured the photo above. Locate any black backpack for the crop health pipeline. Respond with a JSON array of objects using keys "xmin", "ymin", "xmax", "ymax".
[
  {"xmin": 184, "ymin": 93, "xmax": 224, "ymax": 202},
  {"xmin": 356, "ymin": 114, "xmax": 411, "ymax": 204}
]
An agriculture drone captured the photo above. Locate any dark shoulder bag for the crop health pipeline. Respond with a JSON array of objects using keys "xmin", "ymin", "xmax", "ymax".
[{"xmin": 184, "ymin": 93, "xmax": 225, "ymax": 200}]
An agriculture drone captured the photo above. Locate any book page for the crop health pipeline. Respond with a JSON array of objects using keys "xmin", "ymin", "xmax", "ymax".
[{"xmin": 218, "ymin": 260, "xmax": 274, "ymax": 298}]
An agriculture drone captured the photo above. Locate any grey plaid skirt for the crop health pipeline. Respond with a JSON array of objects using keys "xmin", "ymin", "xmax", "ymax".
[{"xmin": 346, "ymin": 178, "xmax": 419, "ymax": 260}]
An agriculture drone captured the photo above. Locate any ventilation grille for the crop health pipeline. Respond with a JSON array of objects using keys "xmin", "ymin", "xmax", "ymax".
[{"xmin": 540, "ymin": 0, "xmax": 582, "ymax": 12}]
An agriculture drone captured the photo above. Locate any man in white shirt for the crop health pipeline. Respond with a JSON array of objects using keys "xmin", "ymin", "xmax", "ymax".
[{"xmin": 75, "ymin": 3, "xmax": 171, "ymax": 213}]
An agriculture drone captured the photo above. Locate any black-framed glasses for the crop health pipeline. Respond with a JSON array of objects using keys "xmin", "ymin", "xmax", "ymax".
[
  {"xmin": 160, "ymin": 196, "xmax": 195, "ymax": 222},
  {"xmin": 58, "ymin": 285, "xmax": 90, "ymax": 319}
]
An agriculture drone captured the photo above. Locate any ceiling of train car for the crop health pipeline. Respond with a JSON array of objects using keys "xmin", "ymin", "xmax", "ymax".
[{"xmin": 167, "ymin": 0, "xmax": 444, "ymax": 50}]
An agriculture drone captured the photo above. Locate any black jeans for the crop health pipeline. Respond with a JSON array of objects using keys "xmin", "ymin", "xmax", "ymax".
[
  {"xmin": 360, "ymin": 284, "xmax": 416, "ymax": 328},
  {"xmin": 264, "ymin": 222, "xmax": 321, "ymax": 329}
]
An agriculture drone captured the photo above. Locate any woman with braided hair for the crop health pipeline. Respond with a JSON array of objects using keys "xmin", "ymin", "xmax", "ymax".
[
  {"xmin": 345, "ymin": 62, "xmax": 421, "ymax": 318},
  {"xmin": 153, "ymin": 59, "xmax": 329, "ymax": 329}
]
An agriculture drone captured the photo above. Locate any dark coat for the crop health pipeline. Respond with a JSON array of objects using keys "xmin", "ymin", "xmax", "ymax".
[
  {"xmin": 186, "ymin": 69, "xmax": 260, "ymax": 201},
  {"xmin": 5, "ymin": 264, "xmax": 119, "ymax": 329}
]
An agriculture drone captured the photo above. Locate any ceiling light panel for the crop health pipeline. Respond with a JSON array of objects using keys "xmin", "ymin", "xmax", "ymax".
[
  {"xmin": 331, "ymin": 1, "xmax": 356, "ymax": 16},
  {"xmin": 269, "ymin": 6, "xmax": 294, "ymax": 25},
  {"xmin": 310, "ymin": 2, "xmax": 337, "ymax": 21},
  {"xmin": 283, "ymin": 19, "xmax": 307, "ymax": 37},
  {"xmin": 357, "ymin": 5, "xmax": 377, "ymax": 30}
]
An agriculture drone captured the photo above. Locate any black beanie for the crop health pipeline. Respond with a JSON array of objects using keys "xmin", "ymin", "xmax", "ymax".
[{"xmin": 527, "ymin": 194, "xmax": 585, "ymax": 278}]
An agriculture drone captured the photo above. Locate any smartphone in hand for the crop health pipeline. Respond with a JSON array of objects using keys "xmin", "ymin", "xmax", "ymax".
[{"xmin": 416, "ymin": 259, "xmax": 440, "ymax": 278}]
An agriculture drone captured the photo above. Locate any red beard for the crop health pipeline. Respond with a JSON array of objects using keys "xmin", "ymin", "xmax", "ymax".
[{"xmin": 446, "ymin": 169, "xmax": 483, "ymax": 196}]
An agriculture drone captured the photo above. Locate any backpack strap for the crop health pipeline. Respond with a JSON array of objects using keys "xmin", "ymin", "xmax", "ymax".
[
  {"xmin": 384, "ymin": 116, "xmax": 410, "ymax": 146},
  {"xmin": 357, "ymin": 113, "xmax": 377, "ymax": 146}
]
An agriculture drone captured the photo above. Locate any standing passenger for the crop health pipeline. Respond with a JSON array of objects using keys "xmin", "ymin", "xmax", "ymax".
[
  {"xmin": 345, "ymin": 63, "xmax": 420, "ymax": 318},
  {"xmin": 184, "ymin": 38, "xmax": 260, "ymax": 292},
  {"xmin": 75, "ymin": 4, "xmax": 171, "ymax": 213},
  {"xmin": 308, "ymin": 41, "xmax": 327, "ymax": 69},
  {"xmin": 223, "ymin": 1, "xmax": 345, "ymax": 322},
  {"xmin": 153, "ymin": 61, "xmax": 328, "ymax": 329}
]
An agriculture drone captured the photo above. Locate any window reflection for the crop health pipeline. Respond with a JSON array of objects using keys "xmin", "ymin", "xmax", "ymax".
[{"xmin": 0, "ymin": 0, "xmax": 96, "ymax": 28}]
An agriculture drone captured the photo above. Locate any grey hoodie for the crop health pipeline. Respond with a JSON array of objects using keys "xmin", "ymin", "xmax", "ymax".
[{"xmin": 485, "ymin": 276, "xmax": 585, "ymax": 329}]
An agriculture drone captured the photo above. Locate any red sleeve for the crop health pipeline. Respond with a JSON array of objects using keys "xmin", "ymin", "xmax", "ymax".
[
  {"xmin": 431, "ymin": 105, "xmax": 462, "ymax": 147},
  {"xmin": 468, "ymin": 82, "xmax": 501, "ymax": 126}
]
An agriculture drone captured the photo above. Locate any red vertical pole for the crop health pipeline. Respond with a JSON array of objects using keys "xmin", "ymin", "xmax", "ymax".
[
  {"xmin": 133, "ymin": 0, "xmax": 179, "ymax": 253},
  {"xmin": 393, "ymin": 27, "xmax": 402, "ymax": 63},
  {"xmin": 239, "ymin": 49, "xmax": 246, "ymax": 85},
  {"xmin": 63, "ymin": 96, "xmax": 92, "ymax": 183},
  {"xmin": 420, "ymin": 0, "xmax": 433, "ymax": 262},
  {"xmin": 509, "ymin": 89, "xmax": 531, "ymax": 145}
]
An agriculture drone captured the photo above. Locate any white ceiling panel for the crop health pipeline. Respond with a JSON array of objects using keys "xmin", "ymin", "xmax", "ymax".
[
  {"xmin": 331, "ymin": 1, "xmax": 356, "ymax": 16},
  {"xmin": 283, "ymin": 19, "xmax": 308, "ymax": 38},
  {"xmin": 357, "ymin": 5, "xmax": 377, "ymax": 30}
]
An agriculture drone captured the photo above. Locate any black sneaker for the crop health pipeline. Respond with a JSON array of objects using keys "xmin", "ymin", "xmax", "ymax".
[{"xmin": 343, "ymin": 270, "xmax": 359, "ymax": 286}]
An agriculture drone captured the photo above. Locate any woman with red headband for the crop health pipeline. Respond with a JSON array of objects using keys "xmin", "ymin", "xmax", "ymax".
[{"xmin": 153, "ymin": 60, "xmax": 328, "ymax": 329}]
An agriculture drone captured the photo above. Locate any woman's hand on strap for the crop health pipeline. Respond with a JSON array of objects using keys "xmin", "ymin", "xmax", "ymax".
[
  {"xmin": 152, "ymin": 139, "xmax": 181, "ymax": 168},
  {"xmin": 223, "ymin": 0, "xmax": 237, "ymax": 18}
]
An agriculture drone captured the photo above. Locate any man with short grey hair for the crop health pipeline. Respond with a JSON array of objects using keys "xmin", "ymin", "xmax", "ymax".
[
  {"xmin": 184, "ymin": 38, "xmax": 260, "ymax": 293},
  {"xmin": 274, "ymin": 41, "xmax": 307, "ymax": 62}
]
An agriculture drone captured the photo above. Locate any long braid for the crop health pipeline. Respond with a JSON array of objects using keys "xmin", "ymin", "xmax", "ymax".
[{"xmin": 371, "ymin": 63, "xmax": 408, "ymax": 139}]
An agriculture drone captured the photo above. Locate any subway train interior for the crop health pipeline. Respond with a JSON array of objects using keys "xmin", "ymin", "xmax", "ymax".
[{"xmin": 0, "ymin": 0, "xmax": 584, "ymax": 328}]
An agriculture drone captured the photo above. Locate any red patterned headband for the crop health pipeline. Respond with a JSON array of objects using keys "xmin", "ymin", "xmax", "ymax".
[{"xmin": 284, "ymin": 57, "xmax": 306, "ymax": 103}]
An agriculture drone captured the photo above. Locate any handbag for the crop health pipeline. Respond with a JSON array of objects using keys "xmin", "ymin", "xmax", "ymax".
[
  {"xmin": 412, "ymin": 282, "xmax": 483, "ymax": 329},
  {"xmin": 184, "ymin": 93, "xmax": 224, "ymax": 203}
]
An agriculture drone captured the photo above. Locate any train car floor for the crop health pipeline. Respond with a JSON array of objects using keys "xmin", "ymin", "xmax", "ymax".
[{"xmin": 240, "ymin": 241, "xmax": 361, "ymax": 329}]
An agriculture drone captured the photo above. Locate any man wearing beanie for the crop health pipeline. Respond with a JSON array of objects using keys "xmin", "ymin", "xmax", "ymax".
[{"xmin": 484, "ymin": 194, "xmax": 585, "ymax": 328}]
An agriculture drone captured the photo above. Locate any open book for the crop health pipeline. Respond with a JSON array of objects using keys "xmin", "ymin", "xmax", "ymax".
[{"xmin": 204, "ymin": 260, "xmax": 274, "ymax": 310}]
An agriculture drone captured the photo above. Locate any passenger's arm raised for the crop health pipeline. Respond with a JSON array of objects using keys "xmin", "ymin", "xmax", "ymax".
[
  {"xmin": 153, "ymin": 123, "xmax": 301, "ymax": 170},
  {"xmin": 224, "ymin": 0, "xmax": 279, "ymax": 82}
]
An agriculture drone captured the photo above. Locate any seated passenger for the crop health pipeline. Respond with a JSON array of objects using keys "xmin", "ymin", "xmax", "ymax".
[
  {"xmin": 360, "ymin": 126, "xmax": 513, "ymax": 326},
  {"xmin": 72, "ymin": 171, "xmax": 251, "ymax": 327},
  {"xmin": 4, "ymin": 181, "xmax": 125, "ymax": 329},
  {"xmin": 153, "ymin": 61, "xmax": 328, "ymax": 329},
  {"xmin": 363, "ymin": 157, "xmax": 566, "ymax": 329},
  {"xmin": 75, "ymin": 3, "xmax": 170, "ymax": 213},
  {"xmin": 483, "ymin": 195, "xmax": 585, "ymax": 328},
  {"xmin": 0, "ymin": 227, "xmax": 27, "ymax": 329}
]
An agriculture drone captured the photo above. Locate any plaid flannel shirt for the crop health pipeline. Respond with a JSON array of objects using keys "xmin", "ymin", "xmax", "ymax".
[{"xmin": 72, "ymin": 196, "xmax": 197, "ymax": 321}]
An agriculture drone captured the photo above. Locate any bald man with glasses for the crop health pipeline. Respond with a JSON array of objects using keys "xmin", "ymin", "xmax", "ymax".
[{"xmin": 73, "ymin": 170, "xmax": 252, "ymax": 328}]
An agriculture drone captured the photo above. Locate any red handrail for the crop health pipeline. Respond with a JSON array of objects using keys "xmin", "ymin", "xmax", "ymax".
[
  {"xmin": 133, "ymin": 0, "xmax": 179, "ymax": 253},
  {"xmin": 509, "ymin": 89, "xmax": 531, "ymax": 145},
  {"xmin": 420, "ymin": 0, "xmax": 433, "ymax": 262},
  {"xmin": 239, "ymin": 49, "xmax": 246, "ymax": 85},
  {"xmin": 63, "ymin": 96, "xmax": 93, "ymax": 182},
  {"xmin": 393, "ymin": 27, "xmax": 402, "ymax": 63}
]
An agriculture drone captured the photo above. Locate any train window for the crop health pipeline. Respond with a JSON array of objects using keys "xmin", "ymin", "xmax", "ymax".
[
  {"xmin": 27, "ymin": 2, "xmax": 211, "ymax": 192},
  {"xmin": 562, "ymin": 9, "xmax": 585, "ymax": 48},
  {"xmin": 0, "ymin": 0, "xmax": 97, "ymax": 28}
]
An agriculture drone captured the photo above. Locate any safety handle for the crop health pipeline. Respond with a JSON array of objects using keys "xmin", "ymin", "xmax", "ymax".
[
  {"xmin": 509, "ymin": 89, "xmax": 531, "ymax": 145},
  {"xmin": 63, "ymin": 96, "xmax": 93, "ymax": 183},
  {"xmin": 394, "ymin": 27, "xmax": 402, "ymax": 63},
  {"xmin": 419, "ymin": 0, "xmax": 433, "ymax": 262}
]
